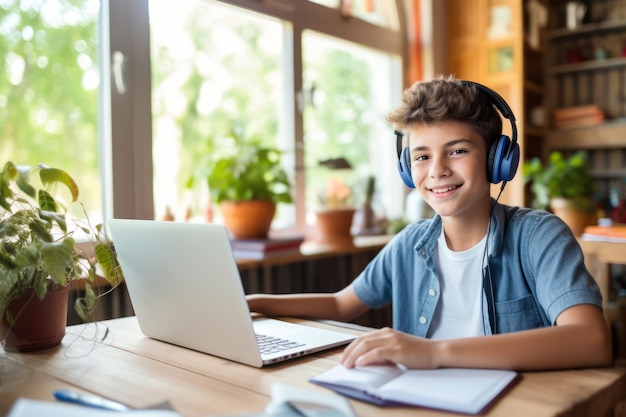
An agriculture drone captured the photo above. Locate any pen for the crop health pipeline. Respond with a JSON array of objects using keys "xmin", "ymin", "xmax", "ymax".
[{"xmin": 53, "ymin": 389, "xmax": 132, "ymax": 411}]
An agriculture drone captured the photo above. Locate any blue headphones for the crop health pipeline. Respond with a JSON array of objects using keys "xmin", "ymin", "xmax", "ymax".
[{"xmin": 396, "ymin": 81, "xmax": 520, "ymax": 189}]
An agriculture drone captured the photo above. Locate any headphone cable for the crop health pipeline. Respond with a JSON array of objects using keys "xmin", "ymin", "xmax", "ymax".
[{"xmin": 484, "ymin": 184, "xmax": 505, "ymax": 334}]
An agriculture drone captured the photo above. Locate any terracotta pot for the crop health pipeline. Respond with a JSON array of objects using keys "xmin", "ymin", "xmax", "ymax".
[
  {"xmin": 220, "ymin": 200, "xmax": 276, "ymax": 239},
  {"xmin": 1, "ymin": 285, "xmax": 69, "ymax": 352},
  {"xmin": 550, "ymin": 197, "xmax": 595, "ymax": 236},
  {"xmin": 314, "ymin": 208, "xmax": 356, "ymax": 245}
]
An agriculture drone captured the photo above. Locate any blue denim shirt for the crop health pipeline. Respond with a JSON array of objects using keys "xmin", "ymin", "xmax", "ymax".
[{"xmin": 352, "ymin": 201, "xmax": 603, "ymax": 336}]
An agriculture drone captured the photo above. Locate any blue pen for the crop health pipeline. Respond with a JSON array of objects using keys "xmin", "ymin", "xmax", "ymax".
[{"xmin": 54, "ymin": 389, "xmax": 132, "ymax": 412}]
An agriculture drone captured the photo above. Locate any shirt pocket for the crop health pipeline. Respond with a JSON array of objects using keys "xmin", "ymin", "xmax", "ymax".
[{"xmin": 495, "ymin": 294, "xmax": 544, "ymax": 333}]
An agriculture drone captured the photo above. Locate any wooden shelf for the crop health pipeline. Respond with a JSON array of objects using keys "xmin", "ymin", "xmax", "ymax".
[
  {"xmin": 524, "ymin": 125, "xmax": 548, "ymax": 137},
  {"xmin": 550, "ymin": 57, "xmax": 626, "ymax": 75},
  {"xmin": 589, "ymin": 169, "xmax": 626, "ymax": 179},
  {"xmin": 545, "ymin": 120, "xmax": 626, "ymax": 150},
  {"xmin": 524, "ymin": 80, "xmax": 543, "ymax": 95},
  {"xmin": 547, "ymin": 19, "xmax": 626, "ymax": 41}
]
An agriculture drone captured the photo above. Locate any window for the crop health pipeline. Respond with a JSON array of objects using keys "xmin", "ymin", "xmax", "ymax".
[
  {"xmin": 16, "ymin": 0, "xmax": 408, "ymax": 236},
  {"xmin": 142, "ymin": 0, "xmax": 406, "ymax": 230},
  {"xmin": 149, "ymin": 1, "xmax": 286, "ymax": 224},
  {"xmin": 302, "ymin": 30, "xmax": 402, "ymax": 224},
  {"xmin": 0, "ymin": 0, "xmax": 101, "ymax": 219}
]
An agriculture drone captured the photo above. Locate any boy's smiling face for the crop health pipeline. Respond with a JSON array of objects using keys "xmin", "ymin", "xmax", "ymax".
[{"xmin": 407, "ymin": 120, "xmax": 492, "ymax": 220}]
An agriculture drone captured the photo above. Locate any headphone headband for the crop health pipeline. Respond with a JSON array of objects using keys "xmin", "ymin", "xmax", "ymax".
[{"xmin": 463, "ymin": 81, "xmax": 518, "ymax": 159}]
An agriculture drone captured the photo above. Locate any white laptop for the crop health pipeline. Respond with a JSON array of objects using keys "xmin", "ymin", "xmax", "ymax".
[{"xmin": 107, "ymin": 219, "xmax": 357, "ymax": 367}]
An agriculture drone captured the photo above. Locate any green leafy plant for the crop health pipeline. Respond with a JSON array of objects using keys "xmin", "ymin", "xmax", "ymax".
[
  {"xmin": 207, "ymin": 132, "xmax": 292, "ymax": 205},
  {"xmin": 523, "ymin": 150, "xmax": 596, "ymax": 213},
  {"xmin": 0, "ymin": 162, "xmax": 123, "ymax": 334}
]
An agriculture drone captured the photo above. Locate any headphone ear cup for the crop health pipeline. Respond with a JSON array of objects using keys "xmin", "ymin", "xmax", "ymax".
[
  {"xmin": 488, "ymin": 135, "xmax": 520, "ymax": 184},
  {"xmin": 397, "ymin": 146, "xmax": 415, "ymax": 188},
  {"xmin": 486, "ymin": 138, "xmax": 500, "ymax": 184},
  {"xmin": 501, "ymin": 140, "xmax": 520, "ymax": 182}
]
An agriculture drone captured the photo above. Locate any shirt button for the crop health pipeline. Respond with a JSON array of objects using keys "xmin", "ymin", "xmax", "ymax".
[
  {"xmin": 419, "ymin": 316, "xmax": 427, "ymax": 324},
  {"xmin": 420, "ymin": 249, "xmax": 426, "ymax": 256},
  {"xmin": 428, "ymin": 289, "xmax": 436, "ymax": 296}
]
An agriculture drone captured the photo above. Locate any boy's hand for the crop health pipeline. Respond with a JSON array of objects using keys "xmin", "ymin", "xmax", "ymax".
[{"xmin": 340, "ymin": 327, "xmax": 442, "ymax": 369}]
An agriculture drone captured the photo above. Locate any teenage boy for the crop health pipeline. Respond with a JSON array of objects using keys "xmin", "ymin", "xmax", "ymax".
[{"xmin": 247, "ymin": 77, "xmax": 612, "ymax": 371}]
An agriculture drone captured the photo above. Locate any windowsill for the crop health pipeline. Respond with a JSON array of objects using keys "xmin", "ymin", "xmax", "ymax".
[{"xmin": 235, "ymin": 234, "xmax": 394, "ymax": 269}]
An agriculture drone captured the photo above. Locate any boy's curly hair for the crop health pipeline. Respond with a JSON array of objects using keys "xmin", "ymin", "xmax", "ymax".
[{"xmin": 386, "ymin": 75, "xmax": 503, "ymax": 150}]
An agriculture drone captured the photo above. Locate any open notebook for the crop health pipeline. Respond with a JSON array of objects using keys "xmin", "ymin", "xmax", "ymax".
[
  {"xmin": 311, "ymin": 364, "xmax": 520, "ymax": 415},
  {"xmin": 107, "ymin": 219, "xmax": 356, "ymax": 368}
]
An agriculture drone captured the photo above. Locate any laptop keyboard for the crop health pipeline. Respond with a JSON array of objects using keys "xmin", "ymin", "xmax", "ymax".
[{"xmin": 256, "ymin": 334, "xmax": 305, "ymax": 354}]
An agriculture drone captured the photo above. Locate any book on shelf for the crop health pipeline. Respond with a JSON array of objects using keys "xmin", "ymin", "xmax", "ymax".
[
  {"xmin": 310, "ymin": 364, "xmax": 520, "ymax": 415},
  {"xmin": 552, "ymin": 105, "xmax": 605, "ymax": 128},
  {"xmin": 553, "ymin": 104, "xmax": 603, "ymax": 120},
  {"xmin": 581, "ymin": 225, "xmax": 626, "ymax": 243},
  {"xmin": 553, "ymin": 114, "xmax": 605, "ymax": 128},
  {"xmin": 229, "ymin": 236, "xmax": 304, "ymax": 259}
]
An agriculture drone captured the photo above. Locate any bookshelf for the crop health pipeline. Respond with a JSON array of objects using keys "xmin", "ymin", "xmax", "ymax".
[{"xmin": 543, "ymin": 1, "xmax": 626, "ymax": 203}]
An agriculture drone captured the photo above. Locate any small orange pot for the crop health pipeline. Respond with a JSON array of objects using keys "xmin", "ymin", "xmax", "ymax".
[
  {"xmin": 314, "ymin": 208, "xmax": 356, "ymax": 246},
  {"xmin": 220, "ymin": 200, "xmax": 276, "ymax": 240},
  {"xmin": 550, "ymin": 197, "xmax": 596, "ymax": 236}
]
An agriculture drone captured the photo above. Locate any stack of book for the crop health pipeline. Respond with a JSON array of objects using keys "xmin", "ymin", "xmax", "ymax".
[
  {"xmin": 552, "ymin": 105, "xmax": 605, "ymax": 128},
  {"xmin": 230, "ymin": 236, "xmax": 305, "ymax": 259},
  {"xmin": 581, "ymin": 225, "xmax": 626, "ymax": 243}
]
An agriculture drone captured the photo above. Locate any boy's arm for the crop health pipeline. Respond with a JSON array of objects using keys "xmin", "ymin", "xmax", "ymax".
[
  {"xmin": 341, "ymin": 304, "xmax": 612, "ymax": 370},
  {"xmin": 246, "ymin": 285, "xmax": 371, "ymax": 323}
]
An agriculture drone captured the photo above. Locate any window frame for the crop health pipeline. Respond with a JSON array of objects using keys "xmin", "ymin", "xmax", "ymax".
[{"xmin": 103, "ymin": 0, "xmax": 410, "ymax": 228}]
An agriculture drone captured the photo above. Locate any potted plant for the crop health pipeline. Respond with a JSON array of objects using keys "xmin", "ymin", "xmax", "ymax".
[
  {"xmin": 314, "ymin": 175, "xmax": 356, "ymax": 245},
  {"xmin": 207, "ymin": 132, "xmax": 292, "ymax": 239},
  {"xmin": 523, "ymin": 150, "xmax": 597, "ymax": 235},
  {"xmin": 0, "ymin": 161, "xmax": 122, "ymax": 352}
]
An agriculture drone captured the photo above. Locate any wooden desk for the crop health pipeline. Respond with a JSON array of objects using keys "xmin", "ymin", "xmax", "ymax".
[{"xmin": 2, "ymin": 317, "xmax": 626, "ymax": 417}]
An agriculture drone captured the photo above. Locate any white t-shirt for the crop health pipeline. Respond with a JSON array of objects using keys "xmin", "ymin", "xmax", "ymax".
[{"xmin": 427, "ymin": 228, "xmax": 486, "ymax": 339}]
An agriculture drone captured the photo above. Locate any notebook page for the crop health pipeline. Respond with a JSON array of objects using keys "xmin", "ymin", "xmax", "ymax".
[
  {"xmin": 312, "ymin": 365, "xmax": 404, "ymax": 392},
  {"xmin": 377, "ymin": 368, "xmax": 518, "ymax": 414}
]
